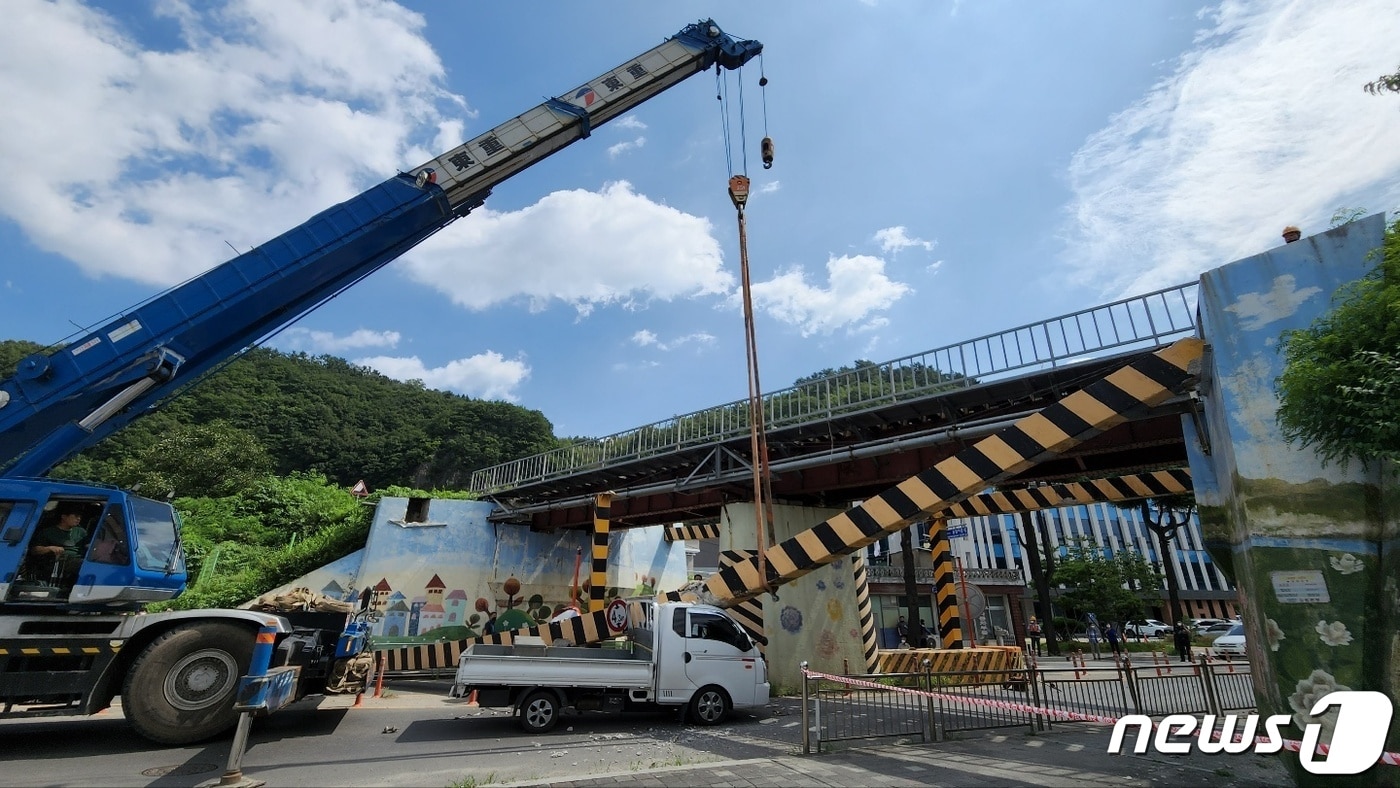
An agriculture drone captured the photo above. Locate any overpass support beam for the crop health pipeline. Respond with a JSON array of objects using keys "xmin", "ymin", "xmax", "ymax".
[{"xmin": 590, "ymin": 493, "xmax": 610, "ymax": 613}]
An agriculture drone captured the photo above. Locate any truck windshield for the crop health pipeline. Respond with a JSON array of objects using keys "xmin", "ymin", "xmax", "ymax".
[{"xmin": 131, "ymin": 497, "xmax": 185, "ymax": 574}]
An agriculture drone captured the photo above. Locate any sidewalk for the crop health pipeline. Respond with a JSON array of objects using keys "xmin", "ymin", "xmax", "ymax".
[{"xmin": 495, "ymin": 725, "xmax": 1293, "ymax": 788}]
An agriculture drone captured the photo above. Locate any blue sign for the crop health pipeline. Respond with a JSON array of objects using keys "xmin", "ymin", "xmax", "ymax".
[{"xmin": 946, "ymin": 525, "xmax": 969, "ymax": 539}]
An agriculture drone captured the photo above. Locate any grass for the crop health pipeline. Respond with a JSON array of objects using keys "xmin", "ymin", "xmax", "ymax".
[{"xmin": 448, "ymin": 773, "xmax": 497, "ymax": 788}]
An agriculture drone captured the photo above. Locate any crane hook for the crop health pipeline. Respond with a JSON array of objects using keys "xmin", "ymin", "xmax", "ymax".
[{"xmin": 760, "ymin": 137, "xmax": 774, "ymax": 170}]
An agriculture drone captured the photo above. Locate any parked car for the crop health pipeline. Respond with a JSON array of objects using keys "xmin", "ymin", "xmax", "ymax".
[
  {"xmin": 1123, "ymin": 619, "xmax": 1171, "ymax": 638},
  {"xmin": 1211, "ymin": 623, "xmax": 1247, "ymax": 659},
  {"xmin": 1191, "ymin": 618, "xmax": 1227, "ymax": 635},
  {"xmin": 1198, "ymin": 622, "xmax": 1235, "ymax": 639}
]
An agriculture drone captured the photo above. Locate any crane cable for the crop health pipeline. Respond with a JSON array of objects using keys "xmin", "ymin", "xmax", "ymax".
[{"xmin": 719, "ymin": 56, "xmax": 776, "ymax": 597}]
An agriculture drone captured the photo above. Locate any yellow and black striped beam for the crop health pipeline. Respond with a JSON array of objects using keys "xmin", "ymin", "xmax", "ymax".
[
  {"xmin": 664, "ymin": 523, "xmax": 721, "ymax": 542},
  {"xmin": 700, "ymin": 338, "xmax": 1203, "ymax": 607},
  {"xmin": 928, "ymin": 518, "xmax": 963, "ymax": 648},
  {"xmin": 591, "ymin": 493, "xmax": 610, "ymax": 613},
  {"xmin": 718, "ymin": 550, "xmax": 766, "ymax": 651},
  {"xmin": 851, "ymin": 552, "xmax": 878, "ymax": 671},
  {"xmin": 938, "ymin": 468, "xmax": 1192, "ymax": 520}
]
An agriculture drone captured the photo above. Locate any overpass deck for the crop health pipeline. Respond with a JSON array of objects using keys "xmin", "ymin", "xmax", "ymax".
[{"xmin": 473, "ymin": 281, "xmax": 1200, "ymax": 530}]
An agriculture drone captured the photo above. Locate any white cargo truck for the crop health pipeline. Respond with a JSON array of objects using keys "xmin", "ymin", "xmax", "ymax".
[{"xmin": 449, "ymin": 600, "xmax": 769, "ymax": 733}]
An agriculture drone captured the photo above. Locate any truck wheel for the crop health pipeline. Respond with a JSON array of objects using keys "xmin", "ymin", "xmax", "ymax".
[
  {"xmin": 519, "ymin": 690, "xmax": 560, "ymax": 734},
  {"xmin": 122, "ymin": 622, "xmax": 254, "ymax": 744},
  {"xmin": 688, "ymin": 686, "xmax": 730, "ymax": 725}
]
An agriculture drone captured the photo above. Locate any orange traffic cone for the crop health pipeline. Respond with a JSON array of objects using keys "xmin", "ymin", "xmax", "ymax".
[{"xmin": 467, "ymin": 689, "xmax": 479, "ymax": 706}]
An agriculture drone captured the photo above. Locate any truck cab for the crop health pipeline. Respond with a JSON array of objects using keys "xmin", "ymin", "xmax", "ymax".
[
  {"xmin": 1, "ymin": 479, "xmax": 185, "ymax": 608},
  {"xmin": 651, "ymin": 602, "xmax": 768, "ymax": 716}
]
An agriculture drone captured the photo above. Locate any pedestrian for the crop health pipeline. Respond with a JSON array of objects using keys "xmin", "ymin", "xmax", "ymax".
[
  {"xmin": 1104, "ymin": 623, "xmax": 1121, "ymax": 656},
  {"xmin": 483, "ymin": 609, "xmax": 497, "ymax": 636},
  {"xmin": 896, "ymin": 616, "xmax": 909, "ymax": 647},
  {"xmin": 1173, "ymin": 622, "xmax": 1193, "ymax": 663},
  {"xmin": 916, "ymin": 618, "xmax": 932, "ymax": 648},
  {"xmin": 1027, "ymin": 617, "xmax": 1043, "ymax": 656},
  {"xmin": 1087, "ymin": 621, "xmax": 1102, "ymax": 660}
]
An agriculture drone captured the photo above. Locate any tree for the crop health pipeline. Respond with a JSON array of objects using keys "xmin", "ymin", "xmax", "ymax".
[
  {"xmin": 1018, "ymin": 510, "xmax": 1061, "ymax": 656},
  {"xmin": 1053, "ymin": 543, "xmax": 1157, "ymax": 626},
  {"xmin": 1113, "ymin": 494, "xmax": 1195, "ymax": 626},
  {"xmin": 1364, "ymin": 65, "xmax": 1400, "ymax": 96},
  {"xmin": 1143, "ymin": 498, "xmax": 1192, "ymax": 626},
  {"xmin": 1276, "ymin": 218, "xmax": 1400, "ymax": 470}
]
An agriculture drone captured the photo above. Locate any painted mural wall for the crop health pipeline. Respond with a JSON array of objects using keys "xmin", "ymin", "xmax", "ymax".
[
  {"xmin": 259, "ymin": 497, "xmax": 686, "ymax": 644},
  {"xmin": 1189, "ymin": 214, "xmax": 1397, "ymax": 785},
  {"xmin": 722, "ymin": 502, "xmax": 866, "ymax": 689}
]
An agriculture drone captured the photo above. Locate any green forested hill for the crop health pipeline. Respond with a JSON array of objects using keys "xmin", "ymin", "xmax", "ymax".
[{"xmin": 0, "ymin": 341, "xmax": 558, "ymax": 497}]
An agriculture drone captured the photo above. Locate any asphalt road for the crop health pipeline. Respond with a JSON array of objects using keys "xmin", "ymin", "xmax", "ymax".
[
  {"xmin": 0, "ymin": 678, "xmax": 1299, "ymax": 788},
  {"xmin": 0, "ymin": 680, "xmax": 805, "ymax": 788}
]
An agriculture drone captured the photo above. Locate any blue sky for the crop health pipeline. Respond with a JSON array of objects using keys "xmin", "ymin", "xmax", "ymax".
[{"xmin": 2, "ymin": 1, "xmax": 1398, "ymax": 441}]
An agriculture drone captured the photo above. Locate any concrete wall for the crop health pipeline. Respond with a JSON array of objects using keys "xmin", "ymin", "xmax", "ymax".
[
  {"xmin": 1189, "ymin": 215, "xmax": 1397, "ymax": 785},
  {"xmin": 261, "ymin": 497, "xmax": 686, "ymax": 642},
  {"xmin": 721, "ymin": 501, "xmax": 866, "ymax": 690}
]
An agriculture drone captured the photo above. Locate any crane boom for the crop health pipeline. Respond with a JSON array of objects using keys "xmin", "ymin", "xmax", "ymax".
[{"xmin": 0, "ymin": 20, "xmax": 760, "ymax": 479}]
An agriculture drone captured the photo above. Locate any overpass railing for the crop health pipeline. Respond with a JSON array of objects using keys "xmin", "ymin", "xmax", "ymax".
[{"xmin": 468, "ymin": 281, "xmax": 1199, "ymax": 495}]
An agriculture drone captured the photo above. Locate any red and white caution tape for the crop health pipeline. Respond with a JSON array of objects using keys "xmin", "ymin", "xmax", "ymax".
[{"xmin": 801, "ymin": 668, "xmax": 1400, "ymax": 766}]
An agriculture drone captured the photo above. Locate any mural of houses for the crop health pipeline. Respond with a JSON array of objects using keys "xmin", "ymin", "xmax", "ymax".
[
  {"xmin": 445, "ymin": 589, "xmax": 468, "ymax": 626},
  {"xmin": 382, "ymin": 599, "xmax": 410, "ymax": 637},
  {"xmin": 256, "ymin": 498, "xmax": 687, "ymax": 644}
]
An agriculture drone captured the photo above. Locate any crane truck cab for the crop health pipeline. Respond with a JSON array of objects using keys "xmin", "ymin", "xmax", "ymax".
[{"xmin": 1, "ymin": 479, "xmax": 184, "ymax": 607}]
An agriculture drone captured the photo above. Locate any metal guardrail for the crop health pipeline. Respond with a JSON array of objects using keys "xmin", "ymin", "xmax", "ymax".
[
  {"xmin": 470, "ymin": 281, "xmax": 1200, "ymax": 495},
  {"xmin": 800, "ymin": 652, "xmax": 1254, "ymax": 754}
]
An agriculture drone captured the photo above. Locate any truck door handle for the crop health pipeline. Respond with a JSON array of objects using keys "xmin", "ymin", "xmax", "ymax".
[{"xmin": 684, "ymin": 652, "xmax": 692, "ymax": 663}]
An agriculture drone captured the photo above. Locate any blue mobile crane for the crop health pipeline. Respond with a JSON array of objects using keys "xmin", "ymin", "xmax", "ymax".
[{"xmin": 0, "ymin": 20, "xmax": 760, "ymax": 744}]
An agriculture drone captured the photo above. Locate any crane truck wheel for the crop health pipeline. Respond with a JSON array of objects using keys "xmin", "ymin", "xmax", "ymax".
[
  {"xmin": 688, "ymin": 685, "xmax": 730, "ymax": 725},
  {"xmin": 121, "ymin": 622, "xmax": 255, "ymax": 744},
  {"xmin": 518, "ymin": 690, "xmax": 561, "ymax": 734}
]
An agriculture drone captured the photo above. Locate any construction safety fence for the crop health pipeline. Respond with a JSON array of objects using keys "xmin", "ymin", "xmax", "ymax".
[{"xmin": 799, "ymin": 654, "xmax": 1258, "ymax": 754}]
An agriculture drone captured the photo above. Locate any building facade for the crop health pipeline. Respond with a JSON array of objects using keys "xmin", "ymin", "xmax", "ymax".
[{"xmin": 944, "ymin": 501, "xmax": 1239, "ymax": 623}]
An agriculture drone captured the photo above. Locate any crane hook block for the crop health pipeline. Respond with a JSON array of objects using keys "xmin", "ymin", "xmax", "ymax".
[
  {"xmin": 728, "ymin": 175, "xmax": 750, "ymax": 208},
  {"xmin": 760, "ymin": 137, "xmax": 774, "ymax": 170}
]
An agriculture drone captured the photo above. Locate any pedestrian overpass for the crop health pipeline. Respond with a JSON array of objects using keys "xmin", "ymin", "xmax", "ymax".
[{"xmin": 469, "ymin": 281, "xmax": 1201, "ymax": 531}]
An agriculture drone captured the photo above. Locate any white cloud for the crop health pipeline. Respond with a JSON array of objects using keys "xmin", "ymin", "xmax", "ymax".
[
  {"xmin": 612, "ymin": 114, "xmax": 647, "ymax": 131},
  {"xmin": 927, "ymin": 260, "xmax": 944, "ymax": 274},
  {"xmin": 0, "ymin": 0, "xmax": 462, "ymax": 287},
  {"xmin": 1064, "ymin": 0, "xmax": 1400, "ymax": 297},
  {"xmin": 630, "ymin": 329, "xmax": 716, "ymax": 351},
  {"xmin": 354, "ymin": 351, "xmax": 530, "ymax": 401},
  {"xmin": 1223, "ymin": 274, "xmax": 1323, "ymax": 330},
  {"xmin": 280, "ymin": 327, "xmax": 401, "ymax": 353},
  {"xmin": 873, "ymin": 226, "xmax": 936, "ymax": 255},
  {"xmin": 758, "ymin": 181, "xmax": 781, "ymax": 194},
  {"xmin": 403, "ymin": 181, "xmax": 733, "ymax": 315},
  {"xmin": 748, "ymin": 254, "xmax": 912, "ymax": 337},
  {"xmin": 607, "ymin": 137, "xmax": 646, "ymax": 159}
]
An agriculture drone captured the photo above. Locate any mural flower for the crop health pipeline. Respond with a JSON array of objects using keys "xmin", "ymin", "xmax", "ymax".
[
  {"xmin": 1288, "ymin": 669, "xmax": 1350, "ymax": 747},
  {"xmin": 815, "ymin": 580, "xmax": 827, "ymax": 591},
  {"xmin": 1315, "ymin": 619, "xmax": 1353, "ymax": 647},
  {"xmin": 1265, "ymin": 618, "xmax": 1285, "ymax": 652},
  {"xmin": 1328, "ymin": 554, "xmax": 1364, "ymax": 574},
  {"xmin": 779, "ymin": 605, "xmax": 804, "ymax": 634}
]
